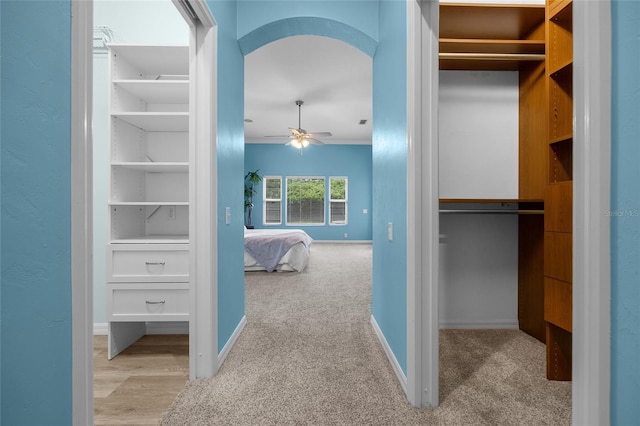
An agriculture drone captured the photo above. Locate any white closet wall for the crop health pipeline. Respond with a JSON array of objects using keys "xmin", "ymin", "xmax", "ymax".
[
  {"xmin": 439, "ymin": 71, "xmax": 519, "ymax": 200},
  {"xmin": 439, "ymin": 212, "xmax": 518, "ymax": 328},
  {"xmin": 439, "ymin": 70, "xmax": 519, "ymax": 328}
]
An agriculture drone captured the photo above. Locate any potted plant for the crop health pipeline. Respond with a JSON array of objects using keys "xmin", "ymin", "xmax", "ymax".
[{"xmin": 244, "ymin": 169, "xmax": 263, "ymax": 228}]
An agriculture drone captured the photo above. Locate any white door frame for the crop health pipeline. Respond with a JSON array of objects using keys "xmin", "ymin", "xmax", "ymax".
[
  {"xmin": 71, "ymin": 1, "xmax": 94, "ymax": 424},
  {"xmin": 572, "ymin": 1, "xmax": 611, "ymax": 423},
  {"xmin": 406, "ymin": 0, "xmax": 440, "ymax": 408},
  {"xmin": 406, "ymin": 0, "xmax": 612, "ymax": 421},
  {"xmin": 174, "ymin": 0, "xmax": 219, "ymax": 381},
  {"xmin": 71, "ymin": 1, "xmax": 217, "ymax": 422}
]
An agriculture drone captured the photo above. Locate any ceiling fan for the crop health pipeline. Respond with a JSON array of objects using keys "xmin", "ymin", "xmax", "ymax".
[{"xmin": 265, "ymin": 100, "xmax": 332, "ymax": 149}]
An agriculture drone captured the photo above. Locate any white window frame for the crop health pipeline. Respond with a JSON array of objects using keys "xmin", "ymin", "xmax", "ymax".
[
  {"xmin": 263, "ymin": 176, "xmax": 282, "ymax": 226},
  {"xmin": 329, "ymin": 176, "xmax": 348, "ymax": 225},
  {"xmin": 285, "ymin": 176, "xmax": 326, "ymax": 226}
]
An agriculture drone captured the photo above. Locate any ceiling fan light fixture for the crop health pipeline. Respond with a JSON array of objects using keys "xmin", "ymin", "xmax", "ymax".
[{"xmin": 266, "ymin": 100, "xmax": 330, "ymax": 150}]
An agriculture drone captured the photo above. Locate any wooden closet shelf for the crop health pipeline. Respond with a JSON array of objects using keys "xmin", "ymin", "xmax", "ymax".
[
  {"xmin": 440, "ymin": 3, "xmax": 545, "ymax": 40},
  {"xmin": 439, "ymin": 3, "xmax": 545, "ymax": 71},
  {"xmin": 440, "ymin": 56, "xmax": 545, "ymax": 71},
  {"xmin": 549, "ymin": 134, "xmax": 573, "ymax": 145},
  {"xmin": 440, "ymin": 52, "xmax": 545, "ymax": 62},
  {"xmin": 440, "ymin": 38, "xmax": 545, "ymax": 55},
  {"xmin": 550, "ymin": 0, "xmax": 573, "ymax": 22},
  {"xmin": 549, "ymin": 60, "xmax": 573, "ymax": 79}
]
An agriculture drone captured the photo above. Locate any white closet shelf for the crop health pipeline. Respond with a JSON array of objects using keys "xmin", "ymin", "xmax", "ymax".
[
  {"xmin": 113, "ymin": 80, "xmax": 189, "ymax": 104},
  {"xmin": 111, "ymin": 162, "xmax": 188, "ymax": 172},
  {"xmin": 108, "ymin": 44, "xmax": 189, "ymax": 77},
  {"xmin": 112, "ymin": 113, "xmax": 188, "ymax": 132},
  {"xmin": 110, "ymin": 235, "xmax": 189, "ymax": 244}
]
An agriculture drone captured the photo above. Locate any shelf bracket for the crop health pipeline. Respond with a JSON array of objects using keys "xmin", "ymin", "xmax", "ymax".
[{"xmin": 146, "ymin": 206, "xmax": 161, "ymax": 221}]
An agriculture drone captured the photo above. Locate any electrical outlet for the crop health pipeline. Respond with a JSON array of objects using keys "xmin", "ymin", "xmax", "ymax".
[
  {"xmin": 388, "ymin": 222, "xmax": 393, "ymax": 241},
  {"xmin": 344, "ymin": 233, "xmax": 348, "ymax": 239},
  {"xmin": 168, "ymin": 206, "xmax": 176, "ymax": 220}
]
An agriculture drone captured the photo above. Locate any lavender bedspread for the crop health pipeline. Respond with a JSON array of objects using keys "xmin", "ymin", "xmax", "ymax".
[{"xmin": 244, "ymin": 231, "xmax": 312, "ymax": 272}]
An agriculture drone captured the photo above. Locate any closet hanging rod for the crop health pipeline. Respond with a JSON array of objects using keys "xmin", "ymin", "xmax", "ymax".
[
  {"xmin": 439, "ymin": 52, "xmax": 546, "ymax": 61},
  {"xmin": 439, "ymin": 209, "xmax": 544, "ymax": 214}
]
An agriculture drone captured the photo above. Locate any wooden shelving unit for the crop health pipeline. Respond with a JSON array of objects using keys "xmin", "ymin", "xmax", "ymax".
[{"xmin": 544, "ymin": 0, "xmax": 573, "ymax": 381}]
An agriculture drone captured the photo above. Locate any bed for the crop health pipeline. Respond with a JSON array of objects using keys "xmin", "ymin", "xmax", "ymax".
[{"xmin": 244, "ymin": 228, "xmax": 313, "ymax": 272}]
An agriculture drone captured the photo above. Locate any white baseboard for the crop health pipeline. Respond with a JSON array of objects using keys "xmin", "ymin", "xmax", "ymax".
[
  {"xmin": 439, "ymin": 320, "xmax": 519, "ymax": 329},
  {"xmin": 370, "ymin": 315, "xmax": 408, "ymax": 395},
  {"xmin": 218, "ymin": 315, "xmax": 247, "ymax": 366},
  {"xmin": 146, "ymin": 321, "xmax": 189, "ymax": 334},
  {"xmin": 313, "ymin": 240, "xmax": 372, "ymax": 244},
  {"xmin": 94, "ymin": 323, "xmax": 108, "ymax": 335},
  {"xmin": 94, "ymin": 321, "xmax": 189, "ymax": 336}
]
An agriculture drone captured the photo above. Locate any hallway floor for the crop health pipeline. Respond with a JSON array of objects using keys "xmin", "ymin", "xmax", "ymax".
[{"xmin": 93, "ymin": 334, "xmax": 188, "ymax": 425}]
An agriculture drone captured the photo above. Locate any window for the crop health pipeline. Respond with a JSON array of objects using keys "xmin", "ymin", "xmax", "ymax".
[
  {"xmin": 330, "ymin": 177, "xmax": 348, "ymax": 225},
  {"xmin": 263, "ymin": 177, "xmax": 282, "ymax": 225},
  {"xmin": 286, "ymin": 177, "xmax": 325, "ymax": 225}
]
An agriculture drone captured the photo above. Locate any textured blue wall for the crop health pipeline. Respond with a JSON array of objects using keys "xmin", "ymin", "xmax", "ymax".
[
  {"xmin": 0, "ymin": 1, "xmax": 72, "ymax": 424},
  {"xmin": 0, "ymin": 1, "xmax": 3, "ymax": 419},
  {"xmin": 371, "ymin": 0, "xmax": 407, "ymax": 373},
  {"xmin": 237, "ymin": 1, "xmax": 379, "ymax": 43},
  {"xmin": 611, "ymin": 1, "xmax": 640, "ymax": 423},
  {"xmin": 207, "ymin": 0, "xmax": 247, "ymax": 353},
  {"xmin": 245, "ymin": 144, "xmax": 372, "ymax": 240}
]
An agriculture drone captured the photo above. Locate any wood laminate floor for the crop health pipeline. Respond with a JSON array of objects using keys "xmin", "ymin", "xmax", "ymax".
[{"xmin": 94, "ymin": 334, "xmax": 189, "ymax": 425}]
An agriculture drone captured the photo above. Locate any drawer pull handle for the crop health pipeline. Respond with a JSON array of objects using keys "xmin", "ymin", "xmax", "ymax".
[
  {"xmin": 145, "ymin": 261, "xmax": 166, "ymax": 266},
  {"xmin": 145, "ymin": 300, "xmax": 166, "ymax": 304}
]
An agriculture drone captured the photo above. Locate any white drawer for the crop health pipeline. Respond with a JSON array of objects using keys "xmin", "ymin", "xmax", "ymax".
[
  {"xmin": 109, "ymin": 283, "xmax": 189, "ymax": 321},
  {"xmin": 108, "ymin": 244, "xmax": 188, "ymax": 282}
]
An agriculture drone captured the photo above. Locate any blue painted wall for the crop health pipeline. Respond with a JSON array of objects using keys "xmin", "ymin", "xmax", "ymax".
[
  {"xmin": 245, "ymin": 144, "xmax": 372, "ymax": 240},
  {"xmin": 370, "ymin": 0, "xmax": 407, "ymax": 374},
  {"xmin": 207, "ymin": 0, "xmax": 247, "ymax": 353},
  {"xmin": 236, "ymin": 1, "xmax": 379, "ymax": 43},
  {"xmin": 0, "ymin": 1, "xmax": 3, "ymax": 424},
  {"xmin": 0, "ymin": 1, "xmax": 73, "ymax": 424},
  {"xmin": 0, "ymin": 2, "xmax": 3, "ymax": 419},
  {"xmin": 611, "ymin": 2, "xmax": 640, "ymax": 423}
]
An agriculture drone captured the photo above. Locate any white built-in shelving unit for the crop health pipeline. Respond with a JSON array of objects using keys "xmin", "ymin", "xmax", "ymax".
[{"xmin": 107, "ymin": 44, "xmax": 190, "ymax": 358}]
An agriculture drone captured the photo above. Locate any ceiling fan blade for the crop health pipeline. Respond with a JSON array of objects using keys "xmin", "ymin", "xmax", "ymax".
[
  {"xmin": 308, "ymin": 138, "xmax": 325, "ymax": 146},
  {"xmin": 264, "ymin": 135, "xmax": 294, "ymax": 138},
  {"xmin": 289, "ymin": 127, "xmax": 307, "ymax": 135},
  {"xmin": 307, "ymin": 131, "xmax": 332, "ymax": 137}
]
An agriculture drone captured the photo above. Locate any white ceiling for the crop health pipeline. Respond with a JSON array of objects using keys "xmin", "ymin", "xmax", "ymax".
[{"xmin": 244, "ymin": 35, "xmax": 373, "ymax": 145}]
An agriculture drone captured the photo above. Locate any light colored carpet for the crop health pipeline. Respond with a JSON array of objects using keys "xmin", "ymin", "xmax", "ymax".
[{"xmin": 161, "ymin": 243, "xmax": 571, "ymax": 425}]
